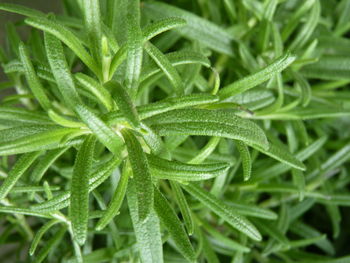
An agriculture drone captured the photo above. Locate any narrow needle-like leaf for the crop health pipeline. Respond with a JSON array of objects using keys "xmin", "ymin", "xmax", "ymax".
[
  {"xmin": 143, "ymin": 17, "xmax": 186, "ymax": 40},
  {"xmin": 104, "ymin": 81, "xmax": 140, "ymax": 128},
  {"xmin": 182, "ymin": 183, "xmax": 262, "ymax": 241},
  {"xmin": 70, "ymin": 135, "xmax": 96, "ymax": 245},
  {"xmin": 31, "ymin": 156, "xmax": 120, "ymax": 212},
  {"xmin": 219, "ymin": 52, "xmax": 296, "ymax": 99},
  {"xmin": 75, "ymin": 73, "xmax": 114, "ymax": 111},
  {"xmin": 145, "ymin": 109, "xmax": 269, "ymax": 150},
  {"xmin": 33, "ymin": 227, "xmax": 66, "ymax": 263},
  {"xmin": 236, "ymin": 141, "xmax": 252, "ymax": 181},
  {"xmin": 83, "ymin": 0, "xmax": 102, "ymax": 64},
  {"xmin": 124, "ymin": 0, "xmax": 143, "ymax": 98},
  {"xmin": 127, "ymin": 180, "xmax": 163, "ymax": 263},
  {"xmin": 144, "ymin": 42, "xmax": 184, "ymax": 95},
  {"xmin": 154, "ymin": 187, "xmax": 196, "ymax": 262},
  {"xmin": 170, "ymin": 181, "xmax": 194, "ymax": 235},
  {"xmin": 29, "ymin": 219, "xmax": 59, "ymax": 255},
  {"xmin": 31, "ymin": 148, "xmax": 69, "ymax": 183},
  {"xmin": 0, "ymin": 151, "xmax": 41, "ymax": 200},
  {"xmin": 121, "ymin": 129, "xmax": 153, "ymax": 221},
  {"xmin": 44, "ymin": 32, "xmax": 81, "ymax": 109},
  {"xmin": 75, "ymin": 104, "xmax": 124, "ymax": 155},
  {"xmin": 18, "ymin": 42, "xmax": 51, "ymax": 110},
  {"xmin": 26, "ymin": 17, "xmax": 100, "ymax": 78},
  {"xmin": 96, "ymin": 163, "xmax": 130, "ymax": 230}
]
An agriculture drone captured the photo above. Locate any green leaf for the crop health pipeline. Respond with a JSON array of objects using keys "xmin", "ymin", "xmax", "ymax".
[
  {"xmin": 144, "ymin": 42, "xmax": 183, "ymax": 95},
  {"xmin": 235, "ymin": 141, "xmax": 252, "ymax": 181},
  {"xmin": 83, "ymin": 0, "xmax": 102, "ymax": 63},
  {"xmin": 154, "ymin": 187, "xmax": 196, "ymax": 262},
  {"xmin": 256, "ymin": 74, "xmax": 284, "ymax": 115},
  {"xmin": 188, "ymin": 137, "xmax": 221, "ymax": 164},
  {"xmin": 291, "ymin": 222, "xmax": 335, "ymax": 255},
  {"xmin": 143, "ymin": 17, "xmax": 186, "ymax": 40},
  {"xmin": 127, "ymin": 180, "xmax": 163, "ymax": 263},
  {"xmin": 253, "ymin": 136, "xmax": 327, "ymax": 182},
  {"xmin": 31, "ymin": 148, "xmax": 69, "ymax": 183},
  {"xmin": 105, "ymin": 93, "xmax": 218, "ymax": 125},
  {"xmin": 0, "ymin": 152, "xmax": 41, "ymax": 200},
  {"xmin": 74, "ymin": 248, "xmax": 116, "ymax": 263},
  {"xmin": 201, "ymin": 231, "xmax": 220, "ymax": 263},
  {"xmin": 143, "ymin": 2, "xmax": 234, "ymax": 56},
  {"xmin": 182, "ymin": 183, "xmax": 262, "ymax": 241},
  {"xmin": 288, "ymin": 235, "xmax": 327, "ymax": 250},
  {"xmin": 302, "ymin": 55, "xmax": 350, "ymax": 80},
  {"xmin": 253, "ymin": 134, "xmax": 306, "ymax": 170},
  {"xmin": 0, "ymin": 206, "xmax": 52, "ymax": 218},
  {"xmin": 314, "ymin": 143, "xmax": 350, "ymax": 177},
  {"xmin": 18, "ymin": 42, "xmax": 51, "ymax": 110},
  {"xmin": 104, "ymin": 81, "xmax": 140, "ymax": 128},
  {"xmin": 197, "ymin": 216, "xmax": 250, "ymax": 253},
  {"xmin": 44, "ymin": 32, "xmax": 81, "ymax": 109},
  {"xmin": 0, "ymin": 3, "xmax": 45, "ymax": 18},
  {"xmin": 318, "ymin": 204, "xmax": 341, "ymax": 241},
  {"xmin": 139, "ymin": 123, "xmax": 170, "ymax": 157},
  {"xmin": 281, "ymin": 0, "xmax": 316, "ymax": 41},
  {"xmin": 226, "ymin": 201, "xmax": 278, "ymax": 220},
  {"xmin": 291, "ymin": 70, "xmax": 312, "ymax": 107},
  {"xmin": 124, "ymin": 0, "xmax": 143, "ymax": 98},
  {"xmin": 121, "ymin": 129, "xmax": 153, "ymax": 221},
  {"xmin": 145, "ymin": 109, "xmax": 269, "ymax": 150},
  {"xmin": 255, "ymin": 106, "xmax": 350, "ymax": 120},
  {"xmin": 6, "ymin": 23, "xmax": 21, "ymax": 57},
  {"xmin": 75, "ymin": 73, "xmax": 114, "ymax": 111},
  {"xmin": 147, "ymin": 154, "xmax": 230, "ymax": 181},
  {"xmin": 0, "ymin": 125, "xmax": 55, "ymax": 143},
  {"xmin": 48, "ymin": 110, "xmax": 85, "ymax": 128},
  {"xmin": 252, "ymin": 219, "xmax": 289, "ymax": 246},
  {"xmin": 75, "ymin": 104, "xmax": 124, "ymax": 155},
  {"xmin": 31, "ymin": 156, "xmax": 120, "ymax": 212},
  {"xmin": 219, "ymin": 52, "xmax": 296, "ymax": 99},
  {"xmin": 29, "ymin": 219, "xmax": 60, "ymax": 255},
  {"xmin": 33, "ymin": 227, "xmax": 66, "ymax": 263},
  {"xmin": 169, "ymin": 181, "xmax": 194, "ymax": 235},
  {"xmin": 96, "ymin": 163, "xmax": 129, "ymax": 230},
  {"xmin": 3, "ymin": 60, "xmax": 55, "ymax": 83},
  {"xmin": 11, "ymin": 185, "xmax": 60, "ymax": 193},
  {"xmin": 140, "ymin": 50, "xmax": 210, "ymax": 84},
  {"xmin": 292, "ymin": 169, "xmax": 305, "ymax": 201},
  {"xmin": 70, "ymin": 135, "xmax": 96, "ymax": 245},
  {"xmin": 0, "ymin": 106, "xmax": 52, "ymax": 127},
  {"xmin": 288, "ymin": 0, "xmax": 320, "ymax": 50},
  {"xmin": 1, "ymin": 0, "xmax": 349, "ymax": 260},
  {"xmin": 26, "ymin": 17, "xmax": 100, "ymax": 78},
  {"xmin": 316, "ymin": 194, "xmax": 350, "ymax": 207},
  {"xmin": 105, "ymin": 0, "xmax": 118, "ymax": 31},
  {"xmin": 108, "ymin": 44, "xmax": 128, "ymax": 79},
  {"xmin": 0, "ymin": 126, "xmax": 82, "ymax": 156}
]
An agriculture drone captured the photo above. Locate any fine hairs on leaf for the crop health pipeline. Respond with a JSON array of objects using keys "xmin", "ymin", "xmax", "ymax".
[
  {"xmin": 0, "ymin": 0, "xmax": 349, "ymax": 262},
  {"xmin": 121, "ymin": 128, "xmax": 153, "ymax": 221},
  {"xmin": 70, "ymin": 135, "xmax": 96, "ymax": 245}
]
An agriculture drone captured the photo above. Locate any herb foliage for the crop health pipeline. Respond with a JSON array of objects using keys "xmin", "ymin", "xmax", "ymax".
[{"xmin": 0, "ymin": 0, "xmax": 350, "ymax": 262}]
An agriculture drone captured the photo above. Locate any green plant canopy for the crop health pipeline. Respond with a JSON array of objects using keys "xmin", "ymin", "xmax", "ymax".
[{"xmin": 0, "ymin": 0, "xmax": 350, "ymax": 262}]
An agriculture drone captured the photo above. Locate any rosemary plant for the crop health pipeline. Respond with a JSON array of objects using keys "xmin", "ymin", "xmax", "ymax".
[{"xmin": 0, "ymin": 0, "xmax": 350, "ymax": 262}]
